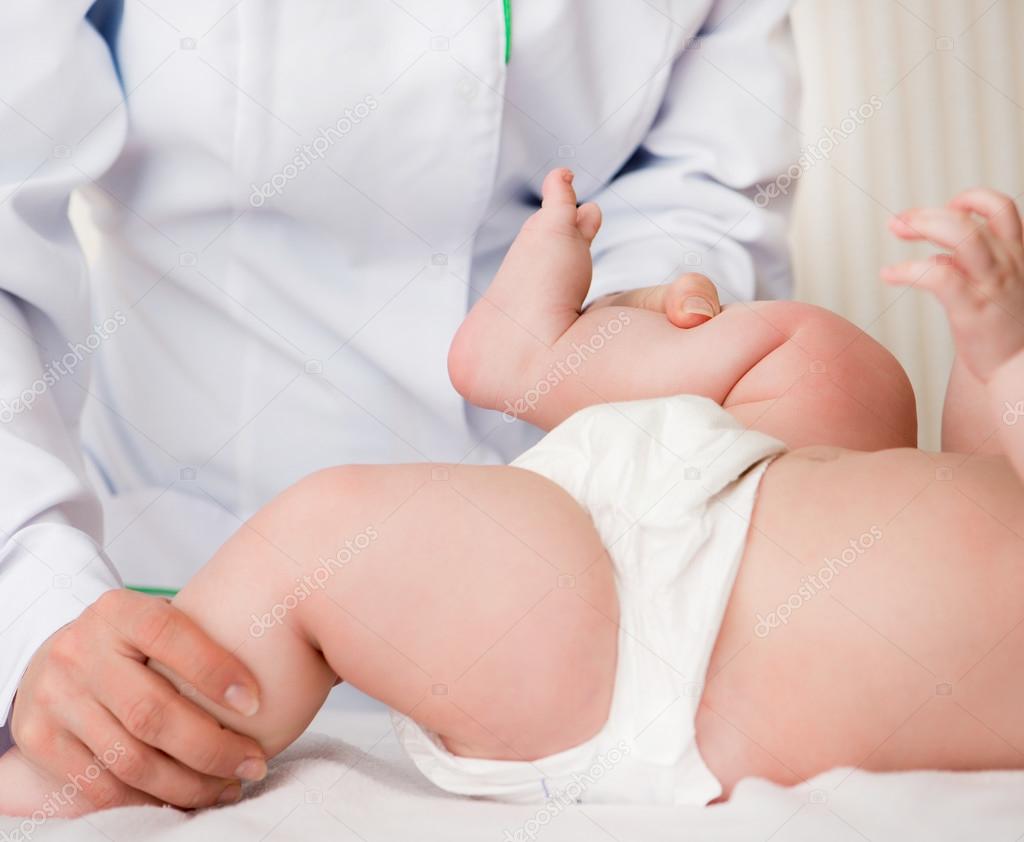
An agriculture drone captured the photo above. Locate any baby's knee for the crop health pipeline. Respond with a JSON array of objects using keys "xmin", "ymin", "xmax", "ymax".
[
  {"xmin": 806, "ymin": 308, "xmax": 915, "ymax": 443},
  {"xmin": 247, "ymin": 464, "xmax": 386, "ymax": 574},
  {"xmin": 730, "ymin": 302, "xmax": 917, "ymax": 449}
]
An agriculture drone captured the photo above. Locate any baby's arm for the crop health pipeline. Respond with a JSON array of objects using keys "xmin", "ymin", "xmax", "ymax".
[
  {"xmin": 883, "ymin": 188, "xmax": 1024, "ymax": 468},
  {"xmin": 450, "ymin": 169, "xmax": 917, "ymax": 452},
  {"xmin": 990, "ymin": 351, "xmax": 1024, "ymax": 481}
]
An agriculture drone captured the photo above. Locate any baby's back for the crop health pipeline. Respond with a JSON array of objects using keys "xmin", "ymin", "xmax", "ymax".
[{"xmin": 696, "ymin": 445, "xmax": 1024, "ymax": 796}]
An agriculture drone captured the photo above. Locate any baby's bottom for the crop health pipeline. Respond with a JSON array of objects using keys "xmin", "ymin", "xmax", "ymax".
[
  {"xmin": 156, "ymin": 463, "xmax": 618, "ymax": 768},
  {"xmin": 699, "ymin": 445, "xmax": 1024, "ymax": 796}
]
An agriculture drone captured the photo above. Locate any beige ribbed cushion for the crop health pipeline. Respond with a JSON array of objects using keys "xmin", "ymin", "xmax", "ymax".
[{"xmin": 791, "ymin": 0, "xmax": 1024, "ymax": 448}]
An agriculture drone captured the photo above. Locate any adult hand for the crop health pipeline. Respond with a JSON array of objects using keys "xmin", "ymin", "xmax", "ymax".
[
  {"xmin": 587, "ymin": 273, "xmax": 722, "ymax": 328},
  {"xmin": 10, "ymin": 589, "xmax": 267, "ymax": 811}
]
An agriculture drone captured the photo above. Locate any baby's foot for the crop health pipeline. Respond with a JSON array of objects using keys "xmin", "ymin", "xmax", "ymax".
[
  {"xmin": 448, "ymin": 168, "xmax": 602, "ymax": 411},
  {"xmin": 883, "ymin": 188, "xmax": 1024, "ymax": 382},
  {"xmin": 0, "ymin": 747, "xmax": 95, "ymax": 818}
]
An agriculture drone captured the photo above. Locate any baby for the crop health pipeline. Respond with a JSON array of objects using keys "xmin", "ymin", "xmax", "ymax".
[{"xmin": 2, "ymin": 170, "xmax": 1022, "ymax": 813}]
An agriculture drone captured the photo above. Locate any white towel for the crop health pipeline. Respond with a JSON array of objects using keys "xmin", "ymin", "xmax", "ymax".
[{"xmin": 4, "ymin": 708, "xmax": 1024, "ymax": 841}]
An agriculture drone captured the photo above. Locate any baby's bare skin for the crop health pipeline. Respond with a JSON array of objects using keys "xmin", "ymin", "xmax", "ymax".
[
  {"xmin": 456, "ymin": 170, "xmax": 1024, "ymax": 795},
  {"xmin": 701, "ymin": 446, "xmax": 1024, "ymax": 796},
  {"xmin": 701, "ymin": 185, "xmax": 1024, "ymax": 794},
  {"xmin": 2, "ymin": 171, "xmax": 1021, "ymax": 815}
]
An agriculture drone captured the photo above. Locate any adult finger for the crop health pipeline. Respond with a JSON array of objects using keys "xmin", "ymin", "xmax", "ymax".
[
  {"xmin": 74, "ymin": 697, "xmax": 242, "ymax": 809},
  {"xmin": 93, "ymin": 590, "xmax": 260, "ymax": 718},
  {"xmin": 40, "ymin": 729, "xmax": 161, "ymax": 812},
  {"xmin": 94, "ymin": 657, "xmax": 267, "ymax": 786},
  {"xmin": 586, "ymin": 275, "xmax": 721, "ymax": 328},
  {"xmin": 661, "ymin": 273, "xmax": 722, "ymax": 328}
]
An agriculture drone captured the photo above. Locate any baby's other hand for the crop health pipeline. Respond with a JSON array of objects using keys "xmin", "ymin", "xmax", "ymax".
[
  {"xmin": 882, "ymin": 188, "xmax": 1024, "ymax": 382},
  {"xmin": 587, "ymin": 273, "xmax": 722, "ymax": 328}
]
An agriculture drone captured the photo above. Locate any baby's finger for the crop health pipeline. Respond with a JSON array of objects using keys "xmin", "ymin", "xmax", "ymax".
[
  {"xmin": 889, "ymin": 208, "xmax": 999, "ymax": 276},
  {"xmin": 662, "ymin": 273, "xmax": 722, "ymax": 328},
  {"xmin": 947, "ymin": 188, "xmax": 1023, "ymax": 243},
  {"xmin": 881, "ymin": 255, "xmax": 957, "ymax": 286},
  {"xmin": 880, "ymin": 256, "xmax": 974, "ymax": 312}
]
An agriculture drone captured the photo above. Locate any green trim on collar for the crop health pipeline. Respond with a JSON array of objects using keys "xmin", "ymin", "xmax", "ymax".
[
  {"xmin": 503, "ymin": 0, "xmax": 512, "ymax": 63},
  {"xmin": 126, "ymin": 584, "xmax": 180, "ymax": 599}
]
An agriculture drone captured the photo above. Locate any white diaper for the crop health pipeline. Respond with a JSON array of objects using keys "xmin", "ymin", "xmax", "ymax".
[{"xmin": 392, "ymin": 395, "xmax": 786, "ymax": 806}]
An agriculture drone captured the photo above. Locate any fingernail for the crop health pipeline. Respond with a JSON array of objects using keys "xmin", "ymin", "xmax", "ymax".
[
  {"xmin": 217, "ymin": 783, "xmax": 242, "ymax": 805},
  {"xmin": 682, "ymin": 297, "xmax": 715, "ymax": 317},
  {"xmin": 224, "ymin": 684, "xmax": 260, "ymax": 716},
  {"xmin": 235, "ymin": 757, "xmax": 268, "ymax": 782},
  {"xmin": 562, "ymin": 168, "xmax": 574, "ymax": 183}
]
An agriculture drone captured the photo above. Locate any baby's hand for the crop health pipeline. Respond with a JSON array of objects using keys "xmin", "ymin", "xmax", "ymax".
[
  {"xmin": 587, "ymin": 273, "xmax": 723, "ymax": 328},
  {"xmin": 882, "ymin": 188, "xmax": 1024, "ymax": 382}
]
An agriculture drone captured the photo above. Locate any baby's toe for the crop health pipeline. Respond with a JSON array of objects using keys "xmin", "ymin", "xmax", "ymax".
[
  {"xmin": 576, "ymin": 202, "xmax": 602, "ymax": 244},
  {"xmin": 541, "ymin": 168, "xmax": 579, "ymax": 212}
]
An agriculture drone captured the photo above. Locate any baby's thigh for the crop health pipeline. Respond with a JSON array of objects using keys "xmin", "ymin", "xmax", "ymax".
[
  {"xmin": 724, "ymin": 302, "xmax": 918, "ymax": 450},
  {"xmin": 292, "ymin": 463, "xmax": 620, "ymax": 762}
]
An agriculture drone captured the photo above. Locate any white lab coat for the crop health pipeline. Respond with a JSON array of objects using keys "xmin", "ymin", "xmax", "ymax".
[{"xmin": 0, "ymin": 0, "xmax": 799, "ymax": 743}]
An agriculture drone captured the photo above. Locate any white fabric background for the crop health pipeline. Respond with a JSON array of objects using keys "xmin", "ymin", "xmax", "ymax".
[
  {"xmin": 4, "ymin": 707, "xmax": 1024, "ymax": 841},
  {"xmin": 69, "ymin": 2, "xmax": 1024, "ymax": 451}
]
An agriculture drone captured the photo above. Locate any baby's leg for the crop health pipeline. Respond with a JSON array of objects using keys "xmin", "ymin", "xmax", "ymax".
[
  {"xmin": 0, "ymin": 463, "xmax": 617, "ymax": 816},
  {"xmin": 450, "ymin": 169, "xmax": 917, "ymax": 451},
  {"xmin": 150, "ymin": 464, "xmax": 618, "ymax": 766}
]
